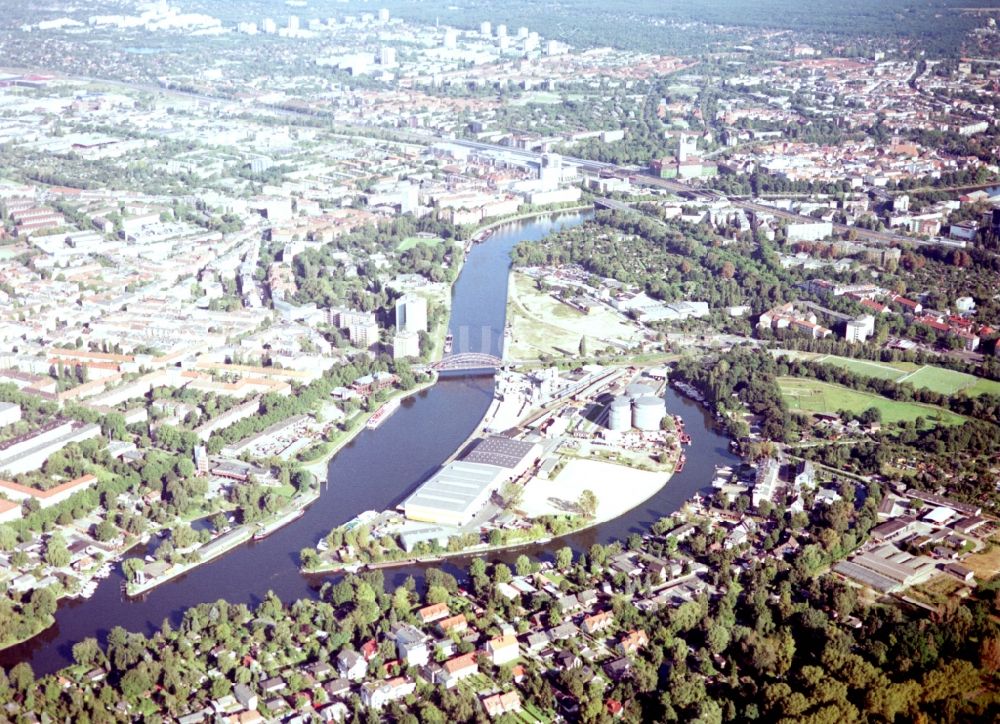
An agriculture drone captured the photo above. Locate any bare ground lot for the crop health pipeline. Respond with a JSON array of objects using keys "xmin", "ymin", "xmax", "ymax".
[{"xmin": 507, "ymin": 272, "xmax": 643, "ymax": 360}]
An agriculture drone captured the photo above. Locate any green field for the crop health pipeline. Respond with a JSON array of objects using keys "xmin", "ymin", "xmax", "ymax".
[
  {"xmin": 396, "ymin": 235, "xmax": 444, "ymax": 251},
  {"xmin": 509, "ymin": 91, "xmax": 563, "ymax": 105},
  {"xmin": 812, "ymin": 355, "xmax": 1000, "ymax": 398},
  {"xmin": 816, "ymin": 355, "xmax": 918, "ymax": 381},
  {"xmin": 778, "ymin": 377, "xmax": 965, "ymax": 428}
]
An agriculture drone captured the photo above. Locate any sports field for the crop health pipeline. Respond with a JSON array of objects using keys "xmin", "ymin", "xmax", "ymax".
[
  {"xmin": 813, "ymin": 355, "xmax": 1000, "ymax": 397},
  {"xmin": 396, "ymin": 235, "xmax": 445, "ymax": 252},
  {"xmin": 778, "ymin": 377, "xmax": 965, "ymax": 428}
]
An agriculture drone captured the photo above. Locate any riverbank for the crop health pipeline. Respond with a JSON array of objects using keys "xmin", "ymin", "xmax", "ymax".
[
  {"xmin": 470, "ymin": 204, "xmax": 594, "ymax": 238},
  {"xmin": 0, "ymin": 614, "xmax": 55, "ymax": 653},
  {"xmin": 300, "ymin": 456, "xmax": 681, "ymax": 574},
  {"xmin": 126, "ymin": 526, "xmax": 254, "ymax": 597},
  {"xmin": 301, "ymin": 452, "xmax": 681, "ymax": 575},
  {"xmin": 301, "ymin": 373, "xmax": 439, "ymax": 483},
  {"xmin": 126, "ymin": 489, "xmax": 322, "ymax": 596}
]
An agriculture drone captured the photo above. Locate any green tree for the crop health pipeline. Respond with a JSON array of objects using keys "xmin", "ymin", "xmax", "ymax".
[
  {"xmin": 44, "ymin": 532, "xmax": 70, "ymax": 568},
  {"xmin": 555, "ymin": 546, "xmax": 573, "ymax": 570},
  {"xmin": 577, "ymin": 489, "xmax": 598, "ymax": 517}
]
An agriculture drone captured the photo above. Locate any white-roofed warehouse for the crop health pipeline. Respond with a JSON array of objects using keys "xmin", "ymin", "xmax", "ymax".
[{"xmin": 402, "ymin": 461, "xmax": 508, "ymax": 527}]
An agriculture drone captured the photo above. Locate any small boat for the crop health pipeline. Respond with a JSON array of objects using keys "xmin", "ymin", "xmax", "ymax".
[
  {"xmin": 675, "ymin": 454, "xmax": 686, "ymax": 473},
  {"xmin": 443, "ymin": 332, "xmax": 454, "ymax": 355}
]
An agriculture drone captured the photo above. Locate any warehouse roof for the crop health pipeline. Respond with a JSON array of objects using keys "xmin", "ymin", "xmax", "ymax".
[
  {"xmin": 403, "ymin": 461, "xmax": 507, "ymax": 515},
  {"xmin": 462, "ymin": 435, "xmax": 539, "ymax": 469}
]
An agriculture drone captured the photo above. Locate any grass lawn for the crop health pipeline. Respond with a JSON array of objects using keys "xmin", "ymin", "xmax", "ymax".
[
  {"xmin": 898, "ymin": 366, "xmax": 979, "ymax": 395},
  {"xmin": 813, "ymin": 355, "xmax": 1000, "ymax": 398},
  {"xmin": 815, "ymin": 354, "xmax": 916, "ymax": 382},
  {"xmin": 509, "ymin": 91, "xmax": 563, "ymax": 105},
  {"xmin": 962, "ymin": 539, "xmax": 1000, "ymax": 580},
  {"xmin": 966, "ymin": 377, "xmax": 1000, "ymax": 397},
  {"xmin": 271, "ymin": 483, "xmax": 296, "ymax": 498},
  {"xmin": 396, "ymin": 235, "xmax": 444, "ymax": 252},
  {"xmin": 520, "ymin": 701, "xmax": 553, "ymax": 723},
  {"xmin": 907, "ymin": 575, "xmax": 968, "ymax": 607},
  {"xmin": 778, "ymin": 377, "xmax": 965, "ymax": 428}
]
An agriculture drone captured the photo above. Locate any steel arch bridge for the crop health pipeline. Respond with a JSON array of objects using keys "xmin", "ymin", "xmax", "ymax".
[{"xmin": 432, "ymin": 353, "xmax": 504, "ymax": 371}]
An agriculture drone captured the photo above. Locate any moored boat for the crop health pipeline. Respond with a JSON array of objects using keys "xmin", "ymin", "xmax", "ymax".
[{"xmin": 366, "ymin": 397, "xmax": 401, "ymax": 429}]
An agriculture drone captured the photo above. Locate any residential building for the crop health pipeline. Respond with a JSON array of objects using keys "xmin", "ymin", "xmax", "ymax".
[
  {"xmin": 442, "ymin": 652, "xmax": 478, "ymax": 687},
  {"xmin": 360, "ymin": 677, "xmax": 415, "ymax": 710},
  {"xmin": 484, "ymin": 635, "xmax": 519, "ymax": 666},
  {"xmin": 389, "ymin": 623, "xmax": 429, "ymax": 666},
  {"xmin": 395, "ymin": 293, "xmax": 427, "ymax": 333}
]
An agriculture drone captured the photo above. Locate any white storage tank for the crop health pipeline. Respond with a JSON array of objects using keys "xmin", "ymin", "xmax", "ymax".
[
  {"xmin": 624, "ymin": 383, "xmax": 655, "ymax": 400},
  {"xmin": 607, "ymin": 396, "xmax": 632, "ymax": 431},
  {"xmin": 632, "ymin": 395, "xmax": 665, "ymax": 431}
]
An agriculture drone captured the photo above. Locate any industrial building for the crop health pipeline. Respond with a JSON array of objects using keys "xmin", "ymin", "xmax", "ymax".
[
  {"xmin": 402, "ymin": 435, "xmax": 542, "ymax": 526},
  {"xmin": 607, "ymin": 396, "xmax": 632, "ymax": 431},
  {"xmin": 402, "ymin": 461, "xmax": 509, "ymax": 527},
  {"xmin": 605, "ymin": 384, "xmax": 665, "ymax": 432},
  {"xmin": 462, "ymin": 435, "xmax": 542, "ymax": 477}
]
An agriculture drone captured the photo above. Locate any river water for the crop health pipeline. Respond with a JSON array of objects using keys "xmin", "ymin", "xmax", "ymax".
[{"xmin": 1, "ymin": 210, "xmax": 738, "ymax": 675}]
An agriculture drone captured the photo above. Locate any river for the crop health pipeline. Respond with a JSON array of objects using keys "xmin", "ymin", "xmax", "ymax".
[{"xmin": 1, "ymin": 209, "xmax": 738, "ymax": 675}]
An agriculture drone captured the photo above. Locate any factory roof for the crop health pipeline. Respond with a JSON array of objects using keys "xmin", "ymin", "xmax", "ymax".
[
  {"xmin": 462, "ymin": 435, "xmax": 538, "ymax": 469},
  {"xmin": 403, "ymin": 461, "xmax": 507, "ymax": 515}
]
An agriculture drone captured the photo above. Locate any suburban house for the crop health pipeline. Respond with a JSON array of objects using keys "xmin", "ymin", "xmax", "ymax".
[
  {"xmin": 616, "ymin": 629, "xmax": 649, "ymax": 655},
  {"xmin": 442, "ymin": 652, "xmax": 479, "ymax": 687},
  {"xmin": 360, "ymin": 677, "xmax": 415, "ymax": 710},
  {"xmin": 484, "ymin": 634, "xmax": 519, "ymax": 666},
  {"xmin": 336, "ymin": 650, "xmax": 367, "ymax": 681},
  {"xmin": 436, "ymin": 613, "xmax": 468, "ymax": 636},
  {"xmin": 582, "ymin": 611, "xmax": 614, "ymax": 635},
  {"xmin": 417, "ymin": 602, "xmax": 450, "ymax": 624},
  {"xmin": 481, "ymin": 691, "xmax": 522, "ymax": 719}
]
